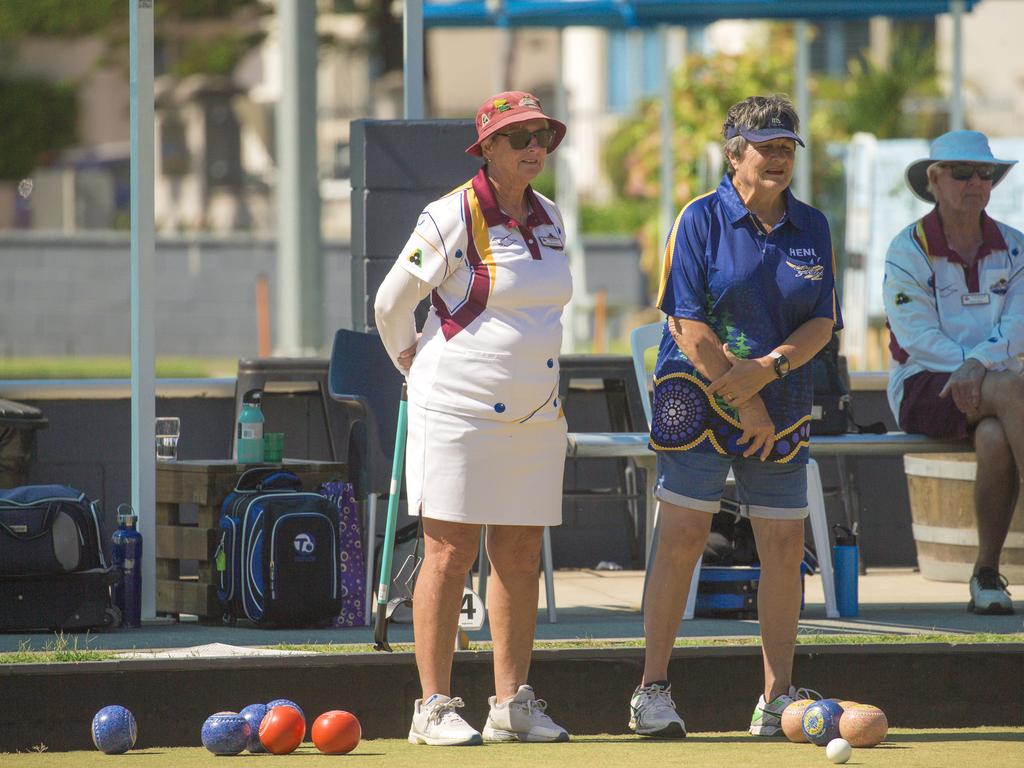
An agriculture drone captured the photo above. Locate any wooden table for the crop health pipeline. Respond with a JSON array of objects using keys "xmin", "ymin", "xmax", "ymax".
[{"xmin": 155, "ymin": 460, "xmax": 345, "ymax": 621}]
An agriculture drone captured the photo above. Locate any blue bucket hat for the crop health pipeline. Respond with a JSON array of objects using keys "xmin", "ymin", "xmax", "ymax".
[{"xmin": 905, "ymin": 130, "xmax": 1017, "ymax": 203}]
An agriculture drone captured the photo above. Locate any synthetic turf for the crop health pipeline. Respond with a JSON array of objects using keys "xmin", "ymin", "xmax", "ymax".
[{"xmin": 4, "ymin": 729, "xmax": 1023, "ymax": 767}]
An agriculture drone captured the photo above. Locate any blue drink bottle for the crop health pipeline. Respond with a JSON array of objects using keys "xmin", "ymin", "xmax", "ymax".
[
  {"xmin": 111, "ymin": 504, "xmax": 143, "ymax": 628},
  {"xmin": 832, "ymin": 523, "xmax": 859, "ymax": 618}
]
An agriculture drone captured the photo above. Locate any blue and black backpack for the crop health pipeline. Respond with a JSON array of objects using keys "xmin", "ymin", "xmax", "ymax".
[{"xmin": 215, "ymin": 467, "xmax": 341, "ymax": 627}]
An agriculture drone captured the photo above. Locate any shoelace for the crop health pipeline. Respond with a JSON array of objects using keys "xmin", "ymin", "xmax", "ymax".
[
  {"xmin": 427, "ymin": 697, "xmax": 468, "ymax": 726},
  {"xmin": 636, "ymin": 684, "xmax": 676, "ymax": 711},
  {"xmin": 792, "ymin": 687, "xmax": 822, "ymax": 701},
  {"xmin": 976, "ymin": 570, "xmax": 1011, "ymax": 594},
  {"xmin": 513, "ymin": 696, "xmax": 555, "ymax": 723}
]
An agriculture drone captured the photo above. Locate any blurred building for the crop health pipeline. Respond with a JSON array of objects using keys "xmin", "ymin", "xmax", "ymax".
[{"xmin": 2, "ymin": 3, "xmax": 1024, "ymax": 237}]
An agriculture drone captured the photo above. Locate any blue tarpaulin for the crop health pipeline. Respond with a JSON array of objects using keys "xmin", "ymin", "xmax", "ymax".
[{"xmin": 425, "ymin": 0, "xmax": 980, "ymax": 28}]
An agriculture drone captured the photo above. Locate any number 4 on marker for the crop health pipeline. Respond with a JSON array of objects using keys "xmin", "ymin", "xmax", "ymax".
[{"xmin": 458, "ymin": 587, "xmax": 486, "ymax": 631}]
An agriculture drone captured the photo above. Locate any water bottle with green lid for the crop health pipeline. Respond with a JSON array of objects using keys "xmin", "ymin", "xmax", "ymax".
[{"xmin": 236, "ymin": 389, "xmax": 265, "ymax": 463}]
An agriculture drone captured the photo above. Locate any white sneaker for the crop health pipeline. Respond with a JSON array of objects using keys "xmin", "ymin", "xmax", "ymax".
[
  {"xmin": 482, "ymin": 685, "xmax": 569, "ymax": 743},
  {"xmin": 628, "ymin": 683, "xmax": 686, "ymax": 738},
  {"xmin": 408, "ymin": 694, "xmax": 483, "ymax": 746},
  {"xmin": 968, "ymin": 568, "xmax": 1014, "ymax": 615}
]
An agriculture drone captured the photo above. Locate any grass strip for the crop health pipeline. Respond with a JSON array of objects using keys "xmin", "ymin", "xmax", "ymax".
[
  {"xmin": 270, "ymin": 631, "xmax": 1024, "ymax": 655},
  {"xmin": 0, "ymin": 356, "xmax": 237, "ymax": 379},
  {"xmin": 2, "ymin": 632, "xmax": 1020, "ymax": 665}
]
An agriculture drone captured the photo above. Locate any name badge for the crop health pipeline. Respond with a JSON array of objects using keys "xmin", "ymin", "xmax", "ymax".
[
  {"xmin": 539, "ymin": 234, "xmax": 564, "ymax": 250},
  {"xmin": 961, "ymin": 292, "xmax": 990, "ymax": 306}
]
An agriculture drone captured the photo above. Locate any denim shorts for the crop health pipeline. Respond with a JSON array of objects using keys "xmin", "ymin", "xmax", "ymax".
[{"xmin": 655, "ymin": 450, "xmax": 808, "ymax": 519}]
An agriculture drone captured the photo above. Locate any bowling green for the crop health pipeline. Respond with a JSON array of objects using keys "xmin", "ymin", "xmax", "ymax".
[{"xmin": 3, "ymin": 728, "xmax": 1022, "ymax": 767}]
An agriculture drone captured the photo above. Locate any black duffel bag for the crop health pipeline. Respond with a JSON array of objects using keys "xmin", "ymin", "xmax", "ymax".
[{"xmin": 0, "ymin": 485, "xmax": 107, "ymax": 575}]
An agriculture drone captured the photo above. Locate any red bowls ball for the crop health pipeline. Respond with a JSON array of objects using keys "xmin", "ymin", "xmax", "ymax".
[
  {"xmin": 312, "ymin": 710, "xmax": 361, "ymax": 755},
  {"xmin": 259, "ymin": 705, "xmax": 305, "ymax": 754}
]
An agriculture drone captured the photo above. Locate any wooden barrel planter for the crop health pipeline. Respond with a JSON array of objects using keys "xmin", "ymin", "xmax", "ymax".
[{"xmin": 904, "ymin": 453, "xmax": 1024, "ymax": 583}]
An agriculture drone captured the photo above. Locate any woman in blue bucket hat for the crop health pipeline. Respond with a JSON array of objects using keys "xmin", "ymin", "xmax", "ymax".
[{"xmin": 884, "ymin": 130, "xmax": 1022, "ymax": 615}]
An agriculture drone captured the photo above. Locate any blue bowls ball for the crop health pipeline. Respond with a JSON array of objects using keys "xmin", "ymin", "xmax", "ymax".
[
  {"xmin": 802, "ymin": 700, "xmax": 844, "ymax": 746},
  {"xmin": 266, "ymin": 698, "xmax": 305, "ymax": 722},
  {"xmin": 92, "ymin": 705, "xmax": 137, "ymax": 754},
  {"xmin": 239, "ymin": 703, "xmax": 269, "ymax": 753},
  {"xmin": 201, "ymin": 712, "xmax": 252, "ymax": 756}
]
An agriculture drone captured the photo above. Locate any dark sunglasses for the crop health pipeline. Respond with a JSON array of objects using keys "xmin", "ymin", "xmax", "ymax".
[
  {"xmin": 496, "ymin": 128, "xmax": 556, "ymax": 150},
  {"xmin": 939, "ymin": 162, "xmax": 999, "ymax": 181}
]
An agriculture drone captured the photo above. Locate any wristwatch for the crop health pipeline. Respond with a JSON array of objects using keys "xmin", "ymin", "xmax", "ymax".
[{"xmin": 768, "ymin": 351, "xmax": 790, "ymax": 379}]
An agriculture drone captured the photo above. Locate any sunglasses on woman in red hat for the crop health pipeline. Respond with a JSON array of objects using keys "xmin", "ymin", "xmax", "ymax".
[{"xmin": 494, "ymin": 127, "xmax": 557, "ymax": 151}]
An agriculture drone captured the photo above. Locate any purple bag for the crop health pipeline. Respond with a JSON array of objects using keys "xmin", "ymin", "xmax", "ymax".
[{"xmin": 319, "ymin": 480, "xmax": 367, "ymax": 627}]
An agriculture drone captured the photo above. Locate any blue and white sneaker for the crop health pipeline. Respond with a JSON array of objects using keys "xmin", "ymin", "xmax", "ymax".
[{"xmin": 969, "ymin": 568, "xmax": 1014, "ymax": 615}]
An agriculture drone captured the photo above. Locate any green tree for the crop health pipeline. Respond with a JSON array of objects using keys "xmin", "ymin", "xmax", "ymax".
[
  {"xmin": 603, "ymin": 27, "xmax": 795, "ymax": 292},
  {"xmin": 0, "ymin": 78, "xmax": 76, "ymax": 180},
  {"xmin": 603, "ymin": 26, "xmax": 944, "ymax": 295}
]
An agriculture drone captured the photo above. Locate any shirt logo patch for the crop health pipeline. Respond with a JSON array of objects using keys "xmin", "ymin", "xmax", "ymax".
[
  {"xmin": 788, "ymin": 247, "xmax": 818, "ymax": 260},
  {"xmin": 492, "ymin": 233, "xmax": 517, "ymax": 247},
  {"xmin": 408, "ymin": 248, "xmax": 422, "ymax": 266},
  {"xmin": 785, "ymin": 261, "xmax": 823, "ymax": 281},
  {"xmin": 990, "ymin": 277, "xmax": 1009, "ymax": 295}
]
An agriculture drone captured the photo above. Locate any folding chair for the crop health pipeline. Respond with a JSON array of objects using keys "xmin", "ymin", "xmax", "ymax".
[{"xmin": 630, "ymin": 322, "xmax": 838, "ymax": 619}]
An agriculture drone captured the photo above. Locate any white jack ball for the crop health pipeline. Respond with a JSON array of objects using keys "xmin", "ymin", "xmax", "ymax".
[{"xmin": 826, "ymin": 737, "xmax": 852, "ymax": 764}]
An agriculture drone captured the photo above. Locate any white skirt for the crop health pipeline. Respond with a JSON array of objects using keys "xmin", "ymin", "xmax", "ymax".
[{"xmin": 404, "ymin": 402, "xmax": 567, "ymax": 526}]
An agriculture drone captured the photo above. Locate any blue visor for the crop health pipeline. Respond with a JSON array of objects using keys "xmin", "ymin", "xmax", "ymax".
[{"xmin": 725, "ymin": 121, "xmax": 805, "ymax": 147}]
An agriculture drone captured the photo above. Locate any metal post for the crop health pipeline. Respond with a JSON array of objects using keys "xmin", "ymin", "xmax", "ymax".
[
  {"xmin": 950, "ymin": 0, "xmax": 965, "ymax": 130},
  {"xmin": 794, "ymin": 20, "xmax": 812, "ymax": 204},
  {"xmin": 659, "ymin": 25, "xmax": 674, "ymax": 250},
  {"xmin": 276, "ymin": 0, "xmax": 322, "ymax": 354},
  {"xmin": 404, "ymin": 0, "xmax": 425, "ymax": 119},
  {"xmin": 129, "ymin": 0, "xmax": 157, "ymax": 620},
  {"xmin": 555, "ymin": 30, "xmax": 584, "ymax": 352}
]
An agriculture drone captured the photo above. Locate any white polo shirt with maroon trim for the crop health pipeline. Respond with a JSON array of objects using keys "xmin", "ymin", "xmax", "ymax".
[
  {"xmin": 396, "ymin": 168, "xmax": 572, "ymax": 423},
  {"xmin": 884, "ymin": 208, "xmax": 1024, "ymax": 416}
]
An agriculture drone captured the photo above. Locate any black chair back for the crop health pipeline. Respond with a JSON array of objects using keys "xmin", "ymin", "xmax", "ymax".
[{"xmin": 327, "ymin": 329, "xmax": 404, "ymax": 497}]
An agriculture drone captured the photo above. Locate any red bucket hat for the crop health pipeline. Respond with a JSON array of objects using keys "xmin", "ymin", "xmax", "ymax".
[{"xmin": 466, "ymin": 91, "xmax": 567, "ymax": 157}]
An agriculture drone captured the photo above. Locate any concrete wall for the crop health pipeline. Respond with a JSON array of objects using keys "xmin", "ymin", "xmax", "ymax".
[
  {"xmin": 0, "ymin": 233, "xmax": 352, "ymax": 357},
  {"xmin": 2, "ymin": 643, "xmax": 1020, "ymax": 750}
]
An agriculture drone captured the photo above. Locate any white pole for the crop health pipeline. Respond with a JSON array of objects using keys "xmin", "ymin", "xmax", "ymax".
[
  {"xmin": 129, "ymin": 0, "xmax": 157, "ymax": 621},
  {"xmin": 794, "ymin": 20, "xmax": 811, "ymax": 204},
  {"xmin": 404, "ymin": 0, "xmax": 425, "ymax": 118},
  {"xmin": 555, "ymin": 30, "xmax": 584, "ymax": 353},
  {"xmin": 950, "ymin": 0, "xmax": 965, "ymax": 130},
  {"xmin": 276, "ymin": 0, "xmax": 322, "ymax": 354},
  {"xmin": 659, "ymin": 25, "xmax": 674, "ymax": 249}
]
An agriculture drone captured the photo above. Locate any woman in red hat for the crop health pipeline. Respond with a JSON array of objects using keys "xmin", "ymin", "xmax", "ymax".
[{"xmin": 375, "ymin": 91, "xmax": 571, "ymax": 746}]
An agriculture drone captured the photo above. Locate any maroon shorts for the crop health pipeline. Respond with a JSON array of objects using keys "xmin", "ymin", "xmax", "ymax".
[{"xmin": 898, "ymin": 370, "xmax": 970, "ymax": 440}]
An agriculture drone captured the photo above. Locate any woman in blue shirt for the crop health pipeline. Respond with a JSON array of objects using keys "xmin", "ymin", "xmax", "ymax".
[{"xmin": 629, "ymin": 95, "xmax": 842, "ymax": 739}]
